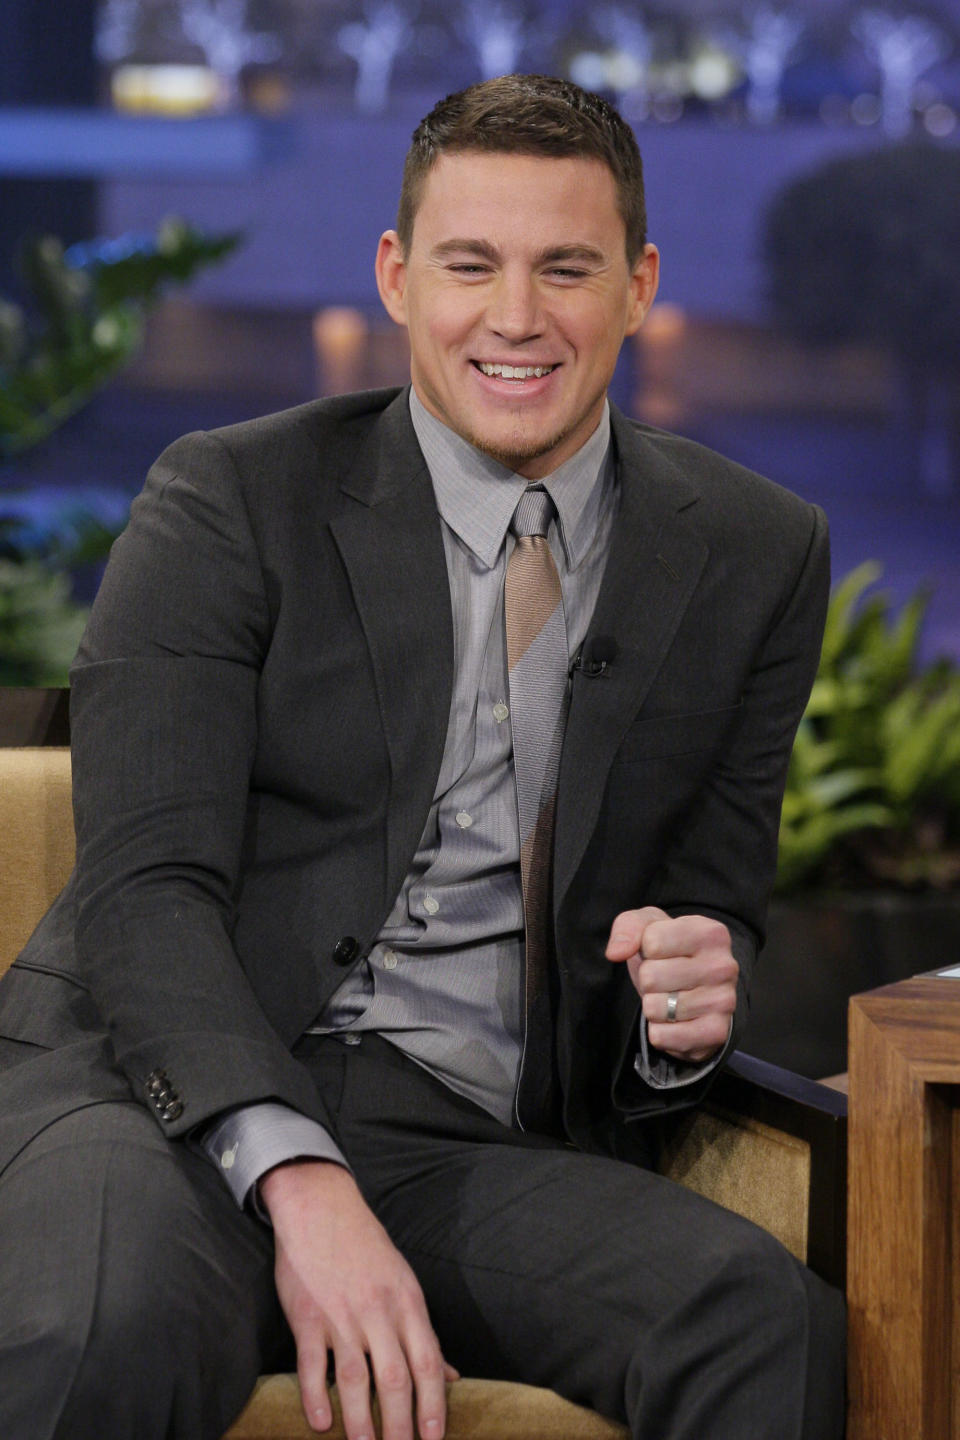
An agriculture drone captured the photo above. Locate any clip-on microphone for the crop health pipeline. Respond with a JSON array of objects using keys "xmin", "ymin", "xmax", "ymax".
[{"xmin": 570, "ymin": 636, "xmax": 617, "ymax": 678}]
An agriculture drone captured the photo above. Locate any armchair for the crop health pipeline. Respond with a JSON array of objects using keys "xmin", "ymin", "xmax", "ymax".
[{"xmin": 0, "ymin": 690, "xmax": 846, "ymax": 1440}]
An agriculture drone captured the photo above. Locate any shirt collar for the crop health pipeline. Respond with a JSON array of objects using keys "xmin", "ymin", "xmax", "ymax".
[{"xmin": 409, "ymin": 388, "xmax": 614, "ymax": 572}]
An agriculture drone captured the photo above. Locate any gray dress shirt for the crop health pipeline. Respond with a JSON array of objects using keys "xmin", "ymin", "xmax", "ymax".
[{"xmin": 204, "ymin": 393, "xmax": 720, "ymax": 1209}]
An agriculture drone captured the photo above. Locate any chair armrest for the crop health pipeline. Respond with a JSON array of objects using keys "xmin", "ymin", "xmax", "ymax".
[
  {"xmin": 720, "ymin": 1050, "xmax": 849, "ymax": 1116},
  {"xmin": 0, "ymin": 687, "xmax": 70, "ymax": 746}
]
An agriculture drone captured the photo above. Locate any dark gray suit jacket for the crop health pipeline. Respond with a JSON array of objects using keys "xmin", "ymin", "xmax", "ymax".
[{"xmin": 0, "ymin": 388, "xmax": 829, "ymax": 1173}]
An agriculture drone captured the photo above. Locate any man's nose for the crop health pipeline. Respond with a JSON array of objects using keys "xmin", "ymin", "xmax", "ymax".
[{"xmin": 486, "ymin": 272, "xmax": 543, "ymax": 340}]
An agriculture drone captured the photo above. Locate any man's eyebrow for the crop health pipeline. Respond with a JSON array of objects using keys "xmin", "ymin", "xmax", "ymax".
[
  {"xmin": 429, "ymin": 240, "xmax": 608, "ymax": 266},
  {"xmin": 534, "ymin": 244, "xmax": 608, "ymax": 266},
  {"xmin": 431, "ymin": 239, "xmax": 500, "ymax": 261}
]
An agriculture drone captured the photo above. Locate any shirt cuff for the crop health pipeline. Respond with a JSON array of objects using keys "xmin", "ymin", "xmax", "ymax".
[
  {"xmin": 634, "ymin": 1015, "xmax": 733, "ymax": 1090},
  {"xmin": 200, "ymin": 1102, "xmax": 350, "ymax": 1217}
]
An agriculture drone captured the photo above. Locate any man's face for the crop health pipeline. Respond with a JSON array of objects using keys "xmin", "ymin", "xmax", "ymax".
[{"xmin": 376, "ymin": 151, "xmax": 659, "ymax": 478}]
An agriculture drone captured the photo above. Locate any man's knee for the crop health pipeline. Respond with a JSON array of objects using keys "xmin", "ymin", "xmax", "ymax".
[
  {"xmin": 697, "ymin": 1215, "xmax": 841, "ymax": 1368},
  {"xmin": 623, "ymin": 1208, "xmax": 844, "ymax": 1439}
]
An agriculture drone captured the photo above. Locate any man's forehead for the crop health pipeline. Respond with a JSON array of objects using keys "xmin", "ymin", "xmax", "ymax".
[{"xmin": 411, "ymin": 151, "xmax": 624, "ymax": 248}]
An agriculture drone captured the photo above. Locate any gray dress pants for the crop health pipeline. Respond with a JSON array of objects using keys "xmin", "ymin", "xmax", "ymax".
[{"xmin": 0, "ymin": 1032, "xmax": 845, "ymax": 1440}]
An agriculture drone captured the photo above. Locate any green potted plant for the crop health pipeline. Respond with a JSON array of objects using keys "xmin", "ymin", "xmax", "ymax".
[
  {"xmin": 745, "ymin": 563, "xmax": 960, "ymax": 1075},
  {"xmin": 0, "ymin": 218, "xmax": 239, "ymax": 685}
]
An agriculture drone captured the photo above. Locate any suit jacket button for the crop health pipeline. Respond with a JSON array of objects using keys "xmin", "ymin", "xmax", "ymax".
[
  {"xmin": 332, "ymin": 936, "xmax": 359, "ymax": 966},
  {"xmin": 160, "ymin": 1099, "xmax": 184, "ymax": 1122}
]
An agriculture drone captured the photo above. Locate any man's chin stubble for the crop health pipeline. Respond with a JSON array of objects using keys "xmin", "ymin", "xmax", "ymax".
[{"xmin": 462, "ymin": 420, "xmax": 573, "ymax": 475}]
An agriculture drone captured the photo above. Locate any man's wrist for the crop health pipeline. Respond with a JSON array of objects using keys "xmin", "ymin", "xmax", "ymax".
[{"xmin": 259, "ymin": 1155, "xmax": 359, "ymax": 1225}]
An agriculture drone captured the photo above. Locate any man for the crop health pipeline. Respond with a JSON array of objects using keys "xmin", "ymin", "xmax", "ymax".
[{"xmin": 0, "ymin": 75, "xmax": 842, "ymax": 1440}]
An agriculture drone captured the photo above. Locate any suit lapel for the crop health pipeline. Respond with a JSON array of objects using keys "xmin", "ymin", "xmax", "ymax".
[
  {"xmin": 555, "ymin": 410, "xmax": 709, "ymax": 909},
  {"xmin": 329, "ymin": 392, "xmax": 454, "ymax": 913}
]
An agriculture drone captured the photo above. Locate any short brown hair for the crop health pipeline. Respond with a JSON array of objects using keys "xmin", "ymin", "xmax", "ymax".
[{"xmin": 397, "ymin": 74, "xmax": 647, "ymax": 263}]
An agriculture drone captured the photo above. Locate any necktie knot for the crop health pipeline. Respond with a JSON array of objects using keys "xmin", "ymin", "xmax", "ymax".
[{"xmin": 510, "ymin": 486, "xmax": 555, "ymax": 541}]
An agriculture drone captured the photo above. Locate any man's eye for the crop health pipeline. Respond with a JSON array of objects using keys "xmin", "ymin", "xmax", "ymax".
[
  {"xmin": 548, "ymin": 268, "xmax": 588, "ymax": 281},
  {"xmin": 449, "ymin": 264, "xmax": 490, "ymax": 275}
]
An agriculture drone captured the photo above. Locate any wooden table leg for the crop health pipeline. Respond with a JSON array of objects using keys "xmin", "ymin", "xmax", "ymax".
[{"xmin": 847, "ymin": 977, "xmax": 960, "ymax": 1439}]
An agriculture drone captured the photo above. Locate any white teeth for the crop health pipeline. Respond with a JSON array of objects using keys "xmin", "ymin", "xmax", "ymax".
[{"xmin": 478, "ymin": 362, "xmax": 555, "ymax": 379}]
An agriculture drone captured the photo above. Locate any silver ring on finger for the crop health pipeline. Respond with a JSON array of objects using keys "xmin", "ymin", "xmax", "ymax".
[{"xmin": 665, "ymin": 992, "xmax": 679, "ymax": 1023}]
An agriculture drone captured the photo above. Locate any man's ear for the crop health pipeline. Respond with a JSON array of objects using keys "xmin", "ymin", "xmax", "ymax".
[
  {"xmin": 375, "ymin": 230, "xmax": 408, "ymax": 326},
  {"xmin": 624, "ymin": 244, "xmax": 660, "ymax": 337}
]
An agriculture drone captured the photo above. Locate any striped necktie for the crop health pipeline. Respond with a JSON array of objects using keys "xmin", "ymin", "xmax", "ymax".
[{"xmin": 505, "ymin": 485, "xmax": 567, "ymax": 1133}]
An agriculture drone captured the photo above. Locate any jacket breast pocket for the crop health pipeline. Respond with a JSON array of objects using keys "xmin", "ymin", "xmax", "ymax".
[
  {"xmin": 0, "ymin": 962, "xmax": 102, "ymax": 1051},
  {"xmin": 611, "ymin": 702, "xmax": 743, "ymax": 765}
]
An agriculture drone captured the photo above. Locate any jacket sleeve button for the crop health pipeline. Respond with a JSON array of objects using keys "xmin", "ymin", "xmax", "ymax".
[
  {"xmin": 160, "ymin": 1099, "xmax": 184, "ymax": 1122},
  {"xmin": 332, "ymin": 935, "xmax": 359, "ymax": 966}
]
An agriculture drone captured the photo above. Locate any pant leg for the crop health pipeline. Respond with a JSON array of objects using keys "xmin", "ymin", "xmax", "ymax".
[
  {"xmin": 303, "ymin": 1034, "xmax": 845, "ymax": 1440},
  {"xmin": 0, "ymin": 1102, "xmax": 288, "ymax": 1440}
]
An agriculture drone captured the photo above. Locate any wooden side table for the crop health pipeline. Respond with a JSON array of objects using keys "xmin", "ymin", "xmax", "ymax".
[{"xmin": 847, "ymin": 974, "xmax": 960, "ymax": 1439}]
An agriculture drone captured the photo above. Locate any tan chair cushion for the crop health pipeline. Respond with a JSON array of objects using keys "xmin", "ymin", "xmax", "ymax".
[
  {"xmin": 225, "ymin": 1376, "xmax": 628, "ymax": 1439},
  {"xmin": 659, "ymin": 1103, "xmax": 811, "ymax": 1264},
  {"xmin": 0, "ymin": 747, "xmax": 74, "ymax": 975}
]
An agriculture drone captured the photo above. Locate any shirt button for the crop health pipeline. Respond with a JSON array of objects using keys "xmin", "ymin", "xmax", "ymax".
[
  {"xmin": 423, "ymin": 895, "xmax": 440, "ymax": 915},
  {"xmin": 456, "ymin": 810, "xmax": 473, "ymax": 829},
  {"xmin": 341, "ymin": 1033, "xmax": 361, "ymax": 1046},
  {"xmin": 382, "ymin": 949, "xmax": 398, "ymax": 970},
  {"xmin": 493, "ymin": 700, "xmax": 509, "ymax": 723}
]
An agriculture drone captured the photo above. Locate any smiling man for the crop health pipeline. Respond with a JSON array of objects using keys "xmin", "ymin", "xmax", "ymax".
[
  {"xmin": 376, "ymin": 148, "xmax": 657, "ymax": 477},
  {"xmin": 0, "ymin": 76, "xmax": 843, "ymax": 1440}
]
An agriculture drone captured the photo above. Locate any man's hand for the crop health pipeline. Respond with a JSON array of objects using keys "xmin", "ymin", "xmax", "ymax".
[
  {"xmin": 605, "ymin": 906, "xmax": 738, "ymax": 1063},
  {"xmin": 260, "ymin": 1159, "xmax": 458, "ymax": 1440}
]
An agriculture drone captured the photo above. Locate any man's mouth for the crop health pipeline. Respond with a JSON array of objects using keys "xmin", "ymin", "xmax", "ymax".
[{"xmin": 475, "ymin": 362, "xmax": 558, "ymax": 379}]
